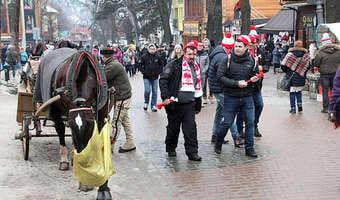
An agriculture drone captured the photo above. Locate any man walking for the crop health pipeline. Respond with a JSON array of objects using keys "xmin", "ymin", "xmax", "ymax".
[
  {"xmin": 5, "ymin": 45, "xmax": 18, "ymax": 81},
  {"xmin": 159, "ymin": 40, "xmax": 203, "ymax": 161},
  {"xmin": 237, "ymin": 27, "xmax": 265, "ymax": 138},
  {"xmin": 208, "ymin": 33, "xmax": 242, "ymax": 147},
  {"xmin": 315, "ymin": 33, "xmax": 340, "ymax": 113},
  {"xmin": 215, "ymin": 36, "xmax": 260, "ymax": 158},
  {"xmin": 101, "ymin": 47, "xmax": 136, "ymax": 153},
  {"xmin": 139, "ymin": 44, "xmax": 164, "ymax": 112}
]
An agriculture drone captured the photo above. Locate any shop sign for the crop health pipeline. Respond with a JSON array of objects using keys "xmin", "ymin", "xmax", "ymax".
[
  {"xmin": 302, "ymin": 14, "xmax": 315, "ymax": 28},
  {"xmin": 183, "ymin": 22, "xmax": 199, "ymax": 36}
]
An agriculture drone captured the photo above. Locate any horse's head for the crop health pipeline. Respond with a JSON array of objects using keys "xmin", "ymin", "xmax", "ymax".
[
  {"xmin": 68, "ymin": 107, "xmax": 95, "ymax": 153},
  {"xmin": 66, "ymin": 52, "xmax": 104, "ymax": 153}
]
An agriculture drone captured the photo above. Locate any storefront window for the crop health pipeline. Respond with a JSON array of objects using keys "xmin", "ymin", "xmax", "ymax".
[
  {"xmin": 24, "ymin": 0, "xmax": 33, "ymax": 9},
  {"xmin": 25, "ymin": 15, "xmax": 34, "ymax": 33}
]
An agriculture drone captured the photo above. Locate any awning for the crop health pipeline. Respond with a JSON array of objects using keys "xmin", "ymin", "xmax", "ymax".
[{"xmin": 259, "ymin": 8, "xmax": 295, "ymax": 34}]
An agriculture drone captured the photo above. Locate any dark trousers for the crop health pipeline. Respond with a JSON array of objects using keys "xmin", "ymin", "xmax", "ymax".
[
  {"xmin": 4, "ymin": 65, "xmax": 10, "ymax": 81},
  {"xmin": 320, "ymin": 73, "xmax": 335, "ymax": 110},
  {"xmin": 126, "ymin": 64, "xmax": 134, "ymax": 77},
  {"xmin": 273, "ymin": 63, "xmax": 280, "ymax": 73},
  {"xmin": 165, "ymin": 102, "xmax": 198, "ymax": 154}
]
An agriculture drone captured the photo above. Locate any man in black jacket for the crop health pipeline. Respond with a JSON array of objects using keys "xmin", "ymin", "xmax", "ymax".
[
  {"xmin": 159, "ymin": 40, "xmax": 202, "ymax": 161},
  {"xmin": 236, "ymin": 32, "xmax": 265, "ymax": 138},
  {"xmin": 139, "ymin": 44, "xmax": 164, "ymax": 112},
  {"xmin": 215, "ymin": 35, "xmax": 260, "ymax": 158}
]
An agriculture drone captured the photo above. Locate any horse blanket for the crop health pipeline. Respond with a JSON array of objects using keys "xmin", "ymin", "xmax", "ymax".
[{"xmin": 33, "ymin": 48, "xmax": 108, "ymax": 117}]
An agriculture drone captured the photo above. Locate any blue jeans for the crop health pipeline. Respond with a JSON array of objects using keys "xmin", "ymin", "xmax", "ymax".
[
  {"xmin": 237, "ymin": 90, "xmax": 263, "ymax": 130},
  {"xmin": 289, "ymin": 91, "xmax": 302, "ymax": 110},
  {"xmin": 212, "ymin": 93, "xmax": 238, "ymax": 139},
  {"xmin": 143, "ymin": 78, "xmax": 158, "ymax": 108},
  {"xmin": 217, "ymin": 95, "xmax": 255, "ymax": 150}
]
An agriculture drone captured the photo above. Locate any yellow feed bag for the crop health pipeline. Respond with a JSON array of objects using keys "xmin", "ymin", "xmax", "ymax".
[{"xmin": 73, "ymin": 120, "xmax": 115, "ymax": 187}]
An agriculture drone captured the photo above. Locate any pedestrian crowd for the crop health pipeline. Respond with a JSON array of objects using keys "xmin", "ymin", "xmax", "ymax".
[{"xmin": 1, "ymin": 26, "xmax": 340, "ymax": 162}]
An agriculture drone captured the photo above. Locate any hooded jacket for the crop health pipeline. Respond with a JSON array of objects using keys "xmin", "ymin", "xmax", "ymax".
[
  {"xmin": 315, "ymin": 44, "xmax": 340, "ymax": 74},
  {"xmin": 138, "ymin": 52, "xmax": 164, "ymax": 80}
]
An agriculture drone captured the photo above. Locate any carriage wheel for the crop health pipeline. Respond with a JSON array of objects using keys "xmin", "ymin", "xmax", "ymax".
[{"xmin": 22, "ymin": 116, "xmax": 30, "ymax": 160}]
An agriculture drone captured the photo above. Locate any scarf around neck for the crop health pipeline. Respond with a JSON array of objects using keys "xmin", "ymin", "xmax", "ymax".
[
  {"xmin": 181, "ymin": 58, "xmax": 202, "ymax": 98},
  {"xmin": 281, "ymin": 52, "xmax": 311, "ymax": 77}
]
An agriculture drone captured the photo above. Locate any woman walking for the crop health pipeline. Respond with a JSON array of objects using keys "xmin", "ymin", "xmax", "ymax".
[{"xmin": 281, "ymin": 41, "xmax": 311, "ymax": 114}]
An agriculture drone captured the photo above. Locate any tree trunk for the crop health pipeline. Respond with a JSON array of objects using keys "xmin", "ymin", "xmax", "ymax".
[
  {"xmin": 207, "ymin": 0, "xmax": 223, "ymax": 45},
  {"xmin": 241, "ymin": 0, "xmax": 250, "ymax": 35},
  {"xmin": 14, "ymin": 0, "xmax": 20, "ymax": 52},
  {"xmin": 156, "ymin": 0, "xmax": 172, "ymax": 44}
]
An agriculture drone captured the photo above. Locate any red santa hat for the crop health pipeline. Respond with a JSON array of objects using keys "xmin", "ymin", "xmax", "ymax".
[
  {"xmin": 184, "ymin": 40, "xmax": 198, "ymax": 50},
  {"xmin": 236, "ymin": 35, "xmax": 250, "ymax": 46},
  {"xmin": 279, "ymin": 32, "xmax": 289, "ymax": 41},
  {"xmin": 249, "ymin": 26, "xmax": 260, "ymax": 40},
  {"xmin": 221, "ymin": 33, "xmax": 235, "ymax": 49},
  {"xmin": 321, "ymin": 33, "xmax": 332, "ymax": 45}
]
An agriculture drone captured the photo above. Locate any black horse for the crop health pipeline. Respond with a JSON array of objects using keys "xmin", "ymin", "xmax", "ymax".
[{"xmin": 34, "ymin": 47, "xmax": 112, "ymax": 199}]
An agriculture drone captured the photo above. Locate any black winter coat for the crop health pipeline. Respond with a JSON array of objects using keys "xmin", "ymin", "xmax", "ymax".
[
  {"xmin": 138, "ymin": 52, "xmax": 164, "ymax": 80},
  {"xmin": 159, "ymin": 56, "xmax": 202, "ymax": 112},
  {"xmin": 208, "ymin": 45, "xmax": 227, "ymax": 93},
  {"xmin": 217, "ymin": 51, "xmax": 257, "ymax": 97}
]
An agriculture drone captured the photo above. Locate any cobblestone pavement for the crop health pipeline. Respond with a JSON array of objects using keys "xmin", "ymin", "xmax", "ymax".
[{"xmin": 1, "ymin": 71, "xmax": 340, "ymax": 200}]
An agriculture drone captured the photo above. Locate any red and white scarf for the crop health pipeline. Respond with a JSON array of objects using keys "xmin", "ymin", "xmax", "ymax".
[
  {"xmin": 181, "ymin": 58, "xmax": 202, "ymax": 97},
  {"xmin": 249, "ymin": 47, "xmax": 260, "ymax": 65},
  {"xmin": 223, "ymin": 46, "xmax": 231, "ymax": 55}
]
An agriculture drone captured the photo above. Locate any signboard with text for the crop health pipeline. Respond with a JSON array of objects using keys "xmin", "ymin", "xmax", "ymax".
[{"xmin": 302, "ymin": 14, "xmax": 315, "ymax": 28}]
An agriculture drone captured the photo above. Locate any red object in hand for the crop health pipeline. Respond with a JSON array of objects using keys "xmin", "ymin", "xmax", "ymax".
[
  {"xmin": 334, "ymin": 122, "xmax": 338, "ymax": 129},
  {"xmin": 247, "ymin": 71, "xmax": 264, "ymax": 83},
  {"xmin": 314, "ymin": 67, "xmax": 318, "ymax": 71},
  {"xmin": 156, "ymin": 100, "xmax": 174, "ymax": 109}
]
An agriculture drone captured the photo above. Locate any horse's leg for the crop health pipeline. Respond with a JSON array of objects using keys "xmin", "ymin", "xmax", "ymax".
[
  {"xmin": 97, "ymin": 180, "xmax": 112, "ymax": 200},
  {"xmin": 50, "ymin": 105, "xmax": 69, "ymax": 171}
]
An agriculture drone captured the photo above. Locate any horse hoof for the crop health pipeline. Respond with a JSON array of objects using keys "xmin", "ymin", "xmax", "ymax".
[
  {"xmin": 78, "ymin": 183, "xmax": 94, "ymax": 192},
  {"xmin": 104, "ymin": 190, "xmax": 112, "ymax": 200},
  {"xmin": 96, "ymin": 191, "xmax": 104, "ymax": 200},
  {"xmin": 58, "ymin": 161, "xmax": 69, "ymax": 171},
  {"xmin": 96, "ymin": 189, "xmax": 112, "ymax": 200}
]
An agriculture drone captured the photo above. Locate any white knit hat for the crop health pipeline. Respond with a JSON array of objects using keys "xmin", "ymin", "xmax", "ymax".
[
  {"xmin": 221, "ymin": 33, "xmax": 235, "ymax": 49},
  {"xmin": 321, "ymin": 33, "xmax": 332, "ymax": 45},
  {"xmin": 249, "ymin": 26, "xmax": 260, "ymax": 40}
]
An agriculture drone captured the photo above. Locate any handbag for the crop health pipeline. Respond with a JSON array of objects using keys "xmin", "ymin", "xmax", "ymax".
[{"xmin": 280, "ymin": 72, "xmax": 294, "ymax": 91}]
